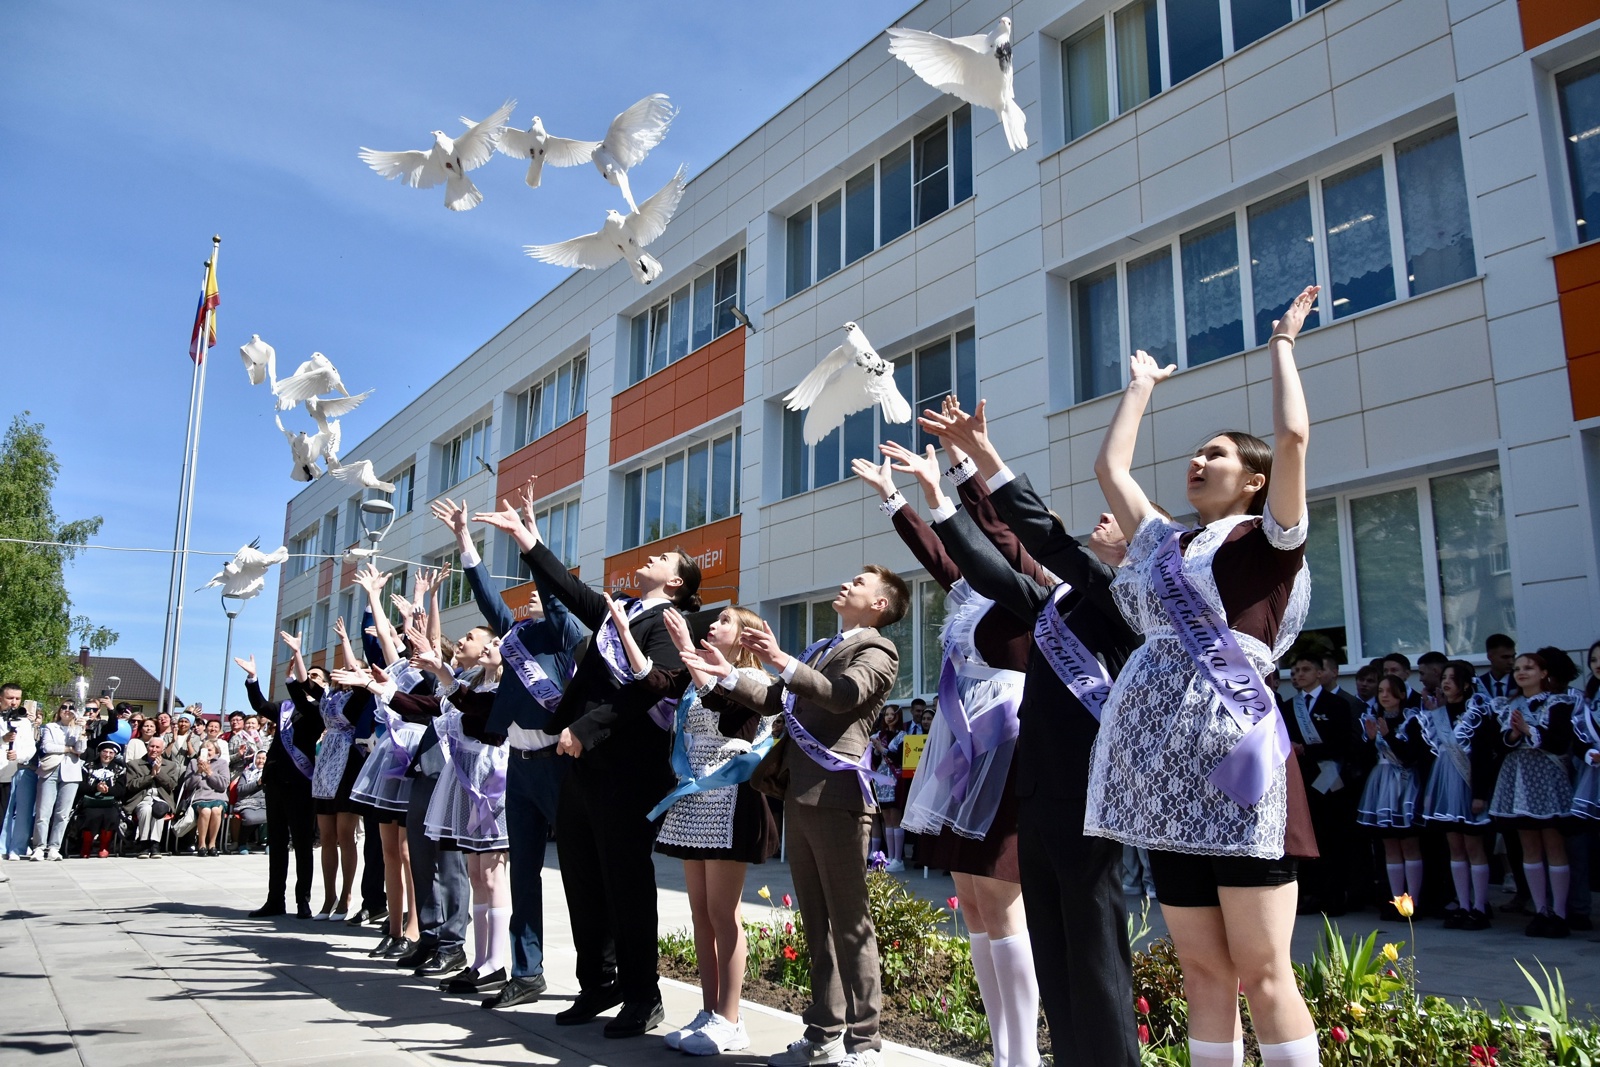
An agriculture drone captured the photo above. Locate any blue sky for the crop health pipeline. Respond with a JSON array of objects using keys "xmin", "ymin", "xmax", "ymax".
[{"xmin": 0, "ymin": 0, "xmax": 911, "ymax": 711}]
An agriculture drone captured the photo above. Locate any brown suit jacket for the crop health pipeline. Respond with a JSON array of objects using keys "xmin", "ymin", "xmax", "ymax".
[{"xmin": 721, "ymin": 629, "xmax": 899, "ymax": 812}]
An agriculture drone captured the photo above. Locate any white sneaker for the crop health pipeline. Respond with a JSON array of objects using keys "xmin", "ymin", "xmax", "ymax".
[
  {"xmin": 681, "ymin": 1014, "xmax": 749, "ymax": 1056},
  {"xmin": 27, "ymin": 848, "xmax": 43, "ymax": 861},
  {"xmin": 768, "ymin": 1034, "xmax": 845, "ymax": 1066},
  {"xmin": 839, "ymin": 1051, "xmax": 881, "ymax": 1067},
  {"xmin": 2, "ymin": 853, "xmax": 14, "ymax": 861},
  {"xmin": 883, "ymin": 859, "xmax": 905, "ymax": 873},
  {"xmin": 46, "ymin": 848, "xmax": 62, "ymax": 862},
  {"xmin": 663, "ymin": 1009, "xmax": 714, "ymax": 1050}
]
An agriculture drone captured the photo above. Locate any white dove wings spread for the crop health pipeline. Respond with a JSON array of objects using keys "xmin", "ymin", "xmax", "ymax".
[
  {"xmin": 784, "ymin": 337, "xmax": 913, "ymax": 446},
  {"xmin": 600, "ymin": 95, "xmax": 676, "ymax": 171},
  {"xmin": 887, "ymin": 26, "xmax": 1027, "ymax": 152},
  {"xmin": 525, "ymin": 165, "xmax": 687, "ymax": 272},
  {"xmin": 489, "ymin": 119, "xmax": 599, "ymax": 189},
  {"xmin": 275, "ymin": 354, "xmax": 349, "ymax": 409},
  {"xmin": 359, "ymin": 101, "xmax": 514, "ymax": 189}
]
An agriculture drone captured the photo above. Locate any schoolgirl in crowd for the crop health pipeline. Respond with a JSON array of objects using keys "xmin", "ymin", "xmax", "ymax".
[
  {"xmin": 1573, "ymin": 641, "xmax": 1600, "ymax": 825},
  {"xmin": 1417, "ymin": 661, "xmax": 1498, "ymax": 928},
  {"xmin": 1355, "ymin": 675, "xmax": 1427, "ymax": 914},
  {"xmin": 304, "ymin": 615, "xmax": 376, "ymax": 920},
  {"xmin": 867, "ymin": 706, "xmax": 907, "ymax": 869}
]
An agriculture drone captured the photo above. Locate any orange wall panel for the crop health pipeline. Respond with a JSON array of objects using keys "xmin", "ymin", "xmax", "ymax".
[
  {"xmin": 1553, "ymin": 244, "xmax": 1600, "ymax": 418},
  {"xmin": 610, "ymin": 330, "xmax": 745, "ymax": 464},
  {"xmin": 1569, "ymin": 351, "xmax": 1600, "ymax": 420},
  {"xmin": 497, "ymin": 413, "xmax": 588, "ymax": 503},
  {"xmin": 1519, "ymin": 0, "xmax": 1600, "ymax": 49},
  {"xmin": 497, "ymin": 567, "xmax": 582, "ymax": 622},
  {"xmin": 317, "ymin": 559, "xmax": 334, "ymax": 600},
  {"xmin": 603, "ymin": 515, "xmax": 742, "ymax": 606}
]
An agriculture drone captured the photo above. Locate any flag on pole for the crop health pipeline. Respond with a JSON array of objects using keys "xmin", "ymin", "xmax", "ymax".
[{"xmin": 188, "ymin": 256, "xmax": 220, "ymax": 362}]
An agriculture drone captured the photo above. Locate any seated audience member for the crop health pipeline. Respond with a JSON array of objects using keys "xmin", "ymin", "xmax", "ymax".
[
  {"xmin": 123, "ymin": 736, "xmax": 183, "ymax": 858},
  {"xmin": 188, "ymin": 740, "xmax": 230, "ymax": 856},
  {"xmin": 233, "ymin": 750, "xmax": 269, "ymax": 853},
  {"xmin": 78, "ymin": 740, "xmax": 126, "ymax": 857}
]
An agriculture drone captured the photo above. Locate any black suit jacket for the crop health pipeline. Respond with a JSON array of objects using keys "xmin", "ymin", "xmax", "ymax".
[
  {"xmin": 1281, "ymin": 688, "xmax": 1360, "ymax": 792},
  {"xmin": 932, "ymin": 472, "xmax": 1139, "ymax": 802},
  {"xmin": 522, "ymin": 541, "xmax": 681, "ymax": 795}
]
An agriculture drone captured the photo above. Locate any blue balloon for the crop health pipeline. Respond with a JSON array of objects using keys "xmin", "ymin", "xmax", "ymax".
[{"xmin": 107, "ymin": 724, "xmax": 133, "ymax": 747}]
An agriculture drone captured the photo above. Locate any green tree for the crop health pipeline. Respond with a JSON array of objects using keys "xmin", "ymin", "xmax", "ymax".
[{"xmin": 0, "ymin": 413, "xmax": 116, "ymax": 698}]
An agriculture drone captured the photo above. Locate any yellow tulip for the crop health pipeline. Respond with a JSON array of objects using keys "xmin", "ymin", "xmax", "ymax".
[
  {"xmin": 1392, "ymin": 893, "xmax": 1414, "ymax": 918},
  {"xmin": 1348, "ymin": 1001, "xmax": 1366, "ymax": 1020},
  {"xmin": 758, "ymin": 885, "xmax": 771, "ymax": 900},
  {"xmin": 1381, "ymin": 943, "xmax": 1399, "ymax": 962}
]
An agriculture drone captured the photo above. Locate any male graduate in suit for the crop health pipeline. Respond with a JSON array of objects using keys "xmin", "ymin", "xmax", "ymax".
[
  {"xmin": 476, "ymin": 497, "xmax": 697, "ymax": 1039},
  {"xmin": 1282, "ymin": 652, "xmax": 1360, "ymax": 914},
  {"xmin": 685, "ymin": 568, "xmax": 907, "ymax": 1067}
]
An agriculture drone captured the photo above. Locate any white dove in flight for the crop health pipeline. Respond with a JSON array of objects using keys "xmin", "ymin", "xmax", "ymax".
[
  {"xmin": 276, "ymin": 413, "xmax": 326, "ymax": 482},
  {"xmin": 200, "ymin": 539, "xmax": 290, "ymax": 600},
  {"xmin": 467, "ymin": 113, "xmax": 600, "ymax": 189},
  {"xmin": 784, "ymin": 323, "xmax": 912, "ymax": 445},
  {"xmin": 240, "ymin": 334, "xmax": 276, "ymax": 388},
  {"xmin": 590, "ymin": 94, "xmax": 676, "ymax": 211},
  {"xmin": 304, "ymin": 390, "xmax": 372, "ymax": 467},
  {"xmin": 359, "ymin": 100, "xmax": 516, "ymax": 211},
  {"xmin": 328, "ymin": 460, "xmax": 396, "ymax": 494},
  {"xmin": 887, "ymin": 17, "xmax": 1026, "ymax": 152},
  {"xmin": 525, "ymin": 165, "xmax": 688, "ymax": 286},
  {"xmin": 274, "ymin": 352, "xmax": 351, "ymax": 410}
]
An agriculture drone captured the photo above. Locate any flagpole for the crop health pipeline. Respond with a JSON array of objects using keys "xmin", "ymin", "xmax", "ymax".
[
  {"xmin": 155, "ymin": 247, "xmax": 215, "ymax": 715},
  {"xmin": 168, "ymin": 235, "xmax": 221, "ymax": 714}
]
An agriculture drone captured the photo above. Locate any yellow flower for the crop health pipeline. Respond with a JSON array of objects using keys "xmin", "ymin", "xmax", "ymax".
[
  {"xmin": 1381, "ymin": 943, "xmax": 1399, "ymax": 962},
  {"xmin": 1392, "ymin": 893, "xmax": 1414, "ymax": 918},
  {"xmin": 758, "ymin": 885, "xmax": 771, "ymax": 900},
  {"xmin": 1348, "ymin": 1002, "xmax": 1367, "ymax": 1020}
]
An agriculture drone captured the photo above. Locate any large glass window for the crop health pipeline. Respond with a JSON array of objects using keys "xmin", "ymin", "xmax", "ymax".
[
  {"xmin": 621, "ymin": 430, "xmax": 741, "ymax": 549},
  {"xmin": 288, "ymin": 528, "xmax": 317, "ymax": 577},
  {"xmin": 535, "ymin": 499, "xmax": 581, "ymax": 568},
  {"xmin": 1181, "ymin": 216, "xmax": 1244, "ymax": 366},
  {"xmin": 378, "ymin": 463, "xmax": 415, "ymax": 516},
  {"xmin": 1074, "ymin": 266, "xmax": 1122, "ymax": 402},
  {"xmin": 1395, "ymin": 123, "xmax": 1476, "ymax": 294},
  {"xmin": 1166, "ymin": 0, "xmax": 1224, "ymax": 85},
  {"xmin": 1301, "ymin": 497, "xmax": 1347, "ymax": 659},
  {"xmin": 785, "ymin": 109, "xmax": 972, "ymax": 298},
  {"xmin": 438, "ymin": 416, "xmax": 492, "ymax": 492},
  {"xmin": 512, "ymin": 353, "xmax": 588, "ymax": 450},
  {"xmin": 1127, "ymin": 247, "xmax": 1178, "ymax": 366},
  {"xmin": 1230, "ymin": 0, "xmax": 1292, "ymax": 51},
  {"xmin": 782, "ymin": 328, "xmax": 976, "ymax": 497},
  {"xmin": 1350, "ymin": 488, "xmax": 1429, "ymax": 658},
  {"xmin": 1247, "ymin": 185, "xmax": 1319, "ymax": 346},
  {"xmin": 1322, "ymin": 157, "xmax": 1395, "ymax": 319},
  {"xmin": 629, "ymin": 252, "xmax": 744, "ymax": 385},
  {"xmin": 1558, "ymin": 58, "xmax": 1600, "ymax": 243},
  {"xmin": 1114, "ymin": 0, "xmax": 1160, "ymax": 114},
  {"xmin": 1063, "ymin": 21, "xmax": 1109, "ymax": 141},
  {"xmin": 434, "ymin": 539, "xmax": 485, "ymax": 611},
  {"xmin": 1429, "ymin": 468, "xmax": 1512, "ymax": 657}
]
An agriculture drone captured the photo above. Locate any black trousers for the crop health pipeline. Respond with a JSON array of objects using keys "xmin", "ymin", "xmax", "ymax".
[
  {"xmin": 264, "ymin": 775, "xmax": 315, "ymax": 907},
  {"xmin": 359, "ymin": 810, "xmax": 386, "ymax": 915},
  {"xmin": 555, "ymin": 767, "xmax": 662, "ymax": 1002},
  {"xmin": 1016, "ymin": 794, "xmax": 1140, "ymax": 1067},
  {"xmin": 407, "ymin": 773, "xmax": 468, "ymax": 953}
]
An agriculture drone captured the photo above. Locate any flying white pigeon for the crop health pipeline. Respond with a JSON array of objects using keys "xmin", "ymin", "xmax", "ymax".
[
  {"xmin": 274, "ymin": 352, "xmax": 351, "ymax": 410},
  {"xmin": 887, "ymin": 17, "xmax": 1027, "ymax": 153},
  {"xmin": 327, "ymin": 459, "xmax": 396, "ymax": 494},
  {"xmin": 358, "ymin": 100, "xmax": 516, "ymax": 211},
  {"xmin": 199, "ymin": 538, "xmax": 290, "ymax": 600},
  {"xmin": 276, "ymin": 413, "xmax": 326, "ymax": 482},
  {"xmin": 240, "ymin": 334, "xmax": 276, "ymax": 388},
  {"xmin": 589, "ymin": 94, "xmax": 676, "ymax": 212},
  {"xmin": 783, "ymin": 323, "xmax": 913, "ymax": 445},
  {"xmin": 304, "ymin": 390, "xmax": 372, "ymax": 467},
  {"xmin": 525, "ymin": 165, "xmax": 688, "ymax": 285},
  {"xmin": 466, "ymin": 113, "xmax": 600, "ymax": 189}
]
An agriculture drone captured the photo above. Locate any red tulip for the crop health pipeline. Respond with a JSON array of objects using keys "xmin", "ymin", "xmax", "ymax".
[
  {"xmin": 947, "ymin": 896, "xmax": 960, "ymax": 911},
  {"xmin": 782, "ymin": 945, "xmax": 798, "ymax": 961},
  {"xmin": 1136, "ymin": 996, "xmax": 1150, "ymax": 1015},
  {"xmin": 1138, "ymin": 1024, "xmax": 1150, "ymax": 1045},
  {"xmin": 1330, "ymin": 1026, "xmax": 1349, "ymax": 1044},
  {"xmin": 782, "ymin": 893, "xmax": 792, "ymax": 908},
  {"xmin": 785, "ymin": 922, "xmax": 793, "ymax": 935}
]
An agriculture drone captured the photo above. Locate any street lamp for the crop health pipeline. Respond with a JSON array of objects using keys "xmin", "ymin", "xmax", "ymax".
[
  {"xmin": 219, "ymin": 591, "xmax": 246, "ymax": 719},
  {"xmin": 359, "ymin": 498, "xmax": 396, "ymax": 546}
]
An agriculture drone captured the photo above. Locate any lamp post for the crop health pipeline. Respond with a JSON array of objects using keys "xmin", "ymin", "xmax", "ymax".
[
  {"xmin": 358, "ymin": 498, "xmax": 396, "ymax": 548},
  {"xmin": 219, "ymin": 592, "xmax": 245, "ymax": 719}
]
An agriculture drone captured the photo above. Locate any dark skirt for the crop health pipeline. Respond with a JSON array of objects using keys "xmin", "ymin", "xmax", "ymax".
[
  {"xmin": 655, "ymin": 785, "xmax": 780, "ymax": 865},
  {"xmin": 313, "ymin": 747, "xmax": 371, "ymax": 817},
  {"xmin": 79, "ymin": 805, "xmax": 121, "ymax": 833},
  {"xmin": 912, "ymin": 756, "xmax": 1021, "ymax": 883}
]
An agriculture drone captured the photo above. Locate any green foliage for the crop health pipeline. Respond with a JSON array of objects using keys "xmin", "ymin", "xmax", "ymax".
[
  {"xmin": 0, "ymin": 413, "xmax": 114, "ymax": 699},
  {"xmin": 1515, "ymin": 961, "xmax": 1600, "ymax": 1067}
]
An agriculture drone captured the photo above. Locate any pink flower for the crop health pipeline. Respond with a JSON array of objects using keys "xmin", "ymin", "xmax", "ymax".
[
  {"xmin": 782, "ymin": 893, "xmax": 792, "ymax": 908},
  {"xmin": 1136, "ymin": 996, "xmax": 1150, "ymax": 1015},
  {"xmin": 1470, "ymin": 1047, "xmax": 1499, "ymax": 1067},
  {"xmin": 1330, "ymin": 1026, "xmax": 1349, "ymax": 1044},
  {"xmin": 947, "ymin": 896, "xmax": 960, "ymax": 911},
  {"xmin": 1138, "ymin": 1024, "xmax": 1149, "ymax": 1045},
  {"xmin": 785, "ymin": 922, "xmax": 793, "ymax": 935}
]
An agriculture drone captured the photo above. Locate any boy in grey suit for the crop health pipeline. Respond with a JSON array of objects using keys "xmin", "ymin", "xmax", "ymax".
[{"xmin": 688, "ymin": 567, "xmax": 908, "ymax": 1067}]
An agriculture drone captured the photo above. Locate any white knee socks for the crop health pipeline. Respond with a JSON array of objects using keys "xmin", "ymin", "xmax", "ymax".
[
  {"xmin": 1188, "ymin": 1037, "xmax": 1245, "ymax": 1067},
  {"xmin": 1259, "ymin": 1034, "xmax": 1320, "ymax": 1065},
  {"xmin": 969, "ymin": 933, "xmax": 1007, "ymax": 1067},
  {"xmin": 1385, "ymin": 862, "xmax": 1406, "ymax": 898},
  {"xmin": 471, "ymin": 903, "xmax": 490, "ymax": 971},
  {"xmin": 1525, "ymin": 862, "xmax": 1549, "ymax": 914},
  {"xmin": 1450, "ymin": 860, "xmax": 1471, "ymax": 911},
  {"xmin": 1404, "ymin": 858, "xmax": 1425, "ymax": 900},
  {"xmin": 1470, "ymin": 863, "xmax": 1492, "ymax": 913},
  {"xmin": 886, "ymin": 827, "xmax": 905, "ymax": 862},
  {"xmin": 1549, "ymin": 865, "xmax": 1571, "ymax": 919},
  {"xmin": 989, "ymin": 932, "xmax": 1041, "ymax": 1067},
  {"xmin": 485, "ymin": 906, "xmax": 512, "ymax": 972}
]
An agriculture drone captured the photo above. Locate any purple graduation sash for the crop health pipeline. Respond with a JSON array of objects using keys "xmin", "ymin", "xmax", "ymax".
[
  {"xmin": 1031, "ymin": 582, "xmax": 1113, "ymax": 722},
  {"xmin": 595, "ymin": 602, "xmax": 677, "ymax": 730},
  {"xmin": 434, "ymin": 712, "xmax": 508, "ymax": 839},
  {"xmin": 782, "ymin": 637, "xmax": 895, "ymax": 807},
  {"xmin": 935, "ymin": 601, "xmax": 1023, "ymax": 802},
  {"xmin": 377, "ymin": 702, "xmax": 424, "ymax": 781},
  {"xmin": 1152, "ymin": 529, "xmax": 1290, "ymax": 808},
  {"xmin": 499, "ymin": 622, "xmax": 567, "ymax": 711},
  {"xmin": 277, "ymin": 700, "xmax": 314, "ymax": 780}
]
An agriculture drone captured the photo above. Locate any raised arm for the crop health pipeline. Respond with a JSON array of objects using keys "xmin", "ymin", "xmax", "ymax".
[
  {"xmin": 853, "ymin": 450, "xmax": 962, "ymax": 591},
  {"xmin": 930, "ymin": 506, "xmax": 1048, "ymax": 623},
  {"xmin": 279, "ymin": 630, "xmax": 307, "ymax": 683},
  {"xmin": 333, "ymin": 615, "xmax": 358, "ymax": 671},
  {"xmin": 354, "ymin": 563, "xmax": 401, "ymax": 666},
  {"xmin": 1093, "ymin": 350, "xmax": 1171, "ymax": 538},
  {"xmin": 1265, "ymin": 285, "xmax": 1316, "ymax": 529}
]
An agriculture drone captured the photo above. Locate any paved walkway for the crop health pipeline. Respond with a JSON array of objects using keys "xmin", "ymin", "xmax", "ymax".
[{"xmin": 3, "ymin": 851, "xmax": 1597, "ymax": 1067}]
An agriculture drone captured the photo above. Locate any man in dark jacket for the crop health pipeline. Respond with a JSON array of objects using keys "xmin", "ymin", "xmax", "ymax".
[{"xmin": 123, "ymin": 736, "xmax": 182, "ymax": 858}]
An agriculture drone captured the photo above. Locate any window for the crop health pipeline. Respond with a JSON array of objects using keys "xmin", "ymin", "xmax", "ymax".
[
  {"xmin": 512, "ymin": 353, "xmax": 588, "ymax": 450},
  {"xmin": 777, "ymin": 577, "xmax": 949, "ymax": 701},
  {"xmin": 1558, "ymin": 58, "xmax": 1600, "ymax": 243},
  {"xmin": 433, "ymin": 540, "xmax": 484, "ymax": 611},
  {"xmin": 287, "ymin": 527, "xmax": 318, "ymax": 577},
  {"xmin": 629, "ymin": 252, "xmax": 744, "ymax": 384},
  {"xmin": 784, "ymin": 108, "xmax": 973, "ymax": 298},
  {"xmin": 344, "ymin": 498, "xmax": 363, "ymax": 547},
  {"xmin": 383, "ymin": 464, "xmax": 415, "ymax": 515},
  {"xmin": 1300, "ymin": 466, "xmax": 1513, "ymax": 662},
  {"xmin": 380, "ymin": 569, "xmax": 409, "ymax": 628},
  {"xmin": 1063, "ymin": 0, "xmax": 1312, "ymax": 141},
  {"xmin": 319, "ymin": 510, "xmax": 338, "ymax": 557},
  {"xmin": 1067, "ymin": 123, "xmax": 1475, "ymax": 400},
  {"xmin": 439, "ymin": 416, "xmax": 492, "ymax": 492},
  {"xmin": 312, "ymin": 600, "xmax": 329, "ymax": 654},
  {"xmin": 782, "ymin": 327, "xmax": 977, "ymax": 497},
  {"xmin": 620, "ymin": 430, "xmax": 741, "ymax": 549},
  {"xmin": 535, "ymin": 499, "xmax": 582, "ymax": 568}
]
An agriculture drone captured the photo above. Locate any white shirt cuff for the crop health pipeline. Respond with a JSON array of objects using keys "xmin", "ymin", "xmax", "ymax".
[
  {"xmin": 880, "ymin": 492, "xmax": 907, "ymax": 516},
  {"xmin": 460, "ymin": 544, "xmax": 482, "ymax": 569},
  {"xmin": 630, "ymin": 657, "xmax": 654, "ymax": 681},
  {"xmin": 716, "ymin": 671, "xmax": 740, "ymax": 690},
  {"xmin": 929, "ymin": 497, "xmax": 958, "ymax": 524},
  {"xmin": 945, "ymin": 457, "xmax": 978, "ymax": 485},
  {"xmin": 986, "ymin": 466, "xmax": 1016, "ymax": 491},
  {"xmin": 780, "ymin": 658, "xmax": 800, "ymax": 683}
]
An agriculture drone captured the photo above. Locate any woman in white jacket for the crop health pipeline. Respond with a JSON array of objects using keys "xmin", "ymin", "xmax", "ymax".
[{"xmin": 33, "ymin": 707, "xmax": 86, "ymax": 860}]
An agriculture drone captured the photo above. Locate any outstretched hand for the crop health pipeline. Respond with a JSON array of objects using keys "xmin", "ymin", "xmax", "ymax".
[
  {"xmin": 601, "ymin": 591, "xmax": 630, "ymax": 634},
  {"xmin": 663, "ymin": 608, "xmax": 696, "ymax": 657},
  {"xmin": 333, "ymin": 616, "xmax": 348, "ymax": 641},
  {"xmin": 430, "ymin": 497, "xmax": 469, "ymax": 537},
  {"xmin": 880, "ymin": 440, "xmax": 940, "ymax": 487},
  {"xmin": 738, "ymin": 618, "xmax": 789, "ymax": 672},
  {"xmin": 472, "ymin": 498, "xmax": 536, "ymax": 551},
  {"xmin": 279, "ymin": 630, "xmax": 302, "ymax": 655},
  {"xmin": 329, "ymin": 667, "xmax": 369, "ymax": 690},
  {"xmin": 680, "ymin": 640, "xmax": 734, "ymax": 680},
  {"xmin": 1128, "ymin": 349, "xmax": 1176, "ymax": 388},
  {"xmin": 918, "ymin": 396, "xmax": 988, "ymax": 459},
  {"xmin": 851, "ymin": 456, "xmax": 897, "ymax": 500},
  {"xmin": 234, "ymin": 655, "xmax": 257, "ymax": 679},
  {"xmin": 1271, "ymin": 284, "xmax": 1320, "ymax": 343}
]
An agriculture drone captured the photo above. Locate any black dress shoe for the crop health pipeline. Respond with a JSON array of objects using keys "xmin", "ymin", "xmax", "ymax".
[
  {"xmin": 368, "ymin": 933, "xmax": 395, "ymax": 958},
  {"xmin": 366, "ymin": 907, "xmax": 389, "ymax": 926},
  {"xmin": 346, "ymin": 908, "xmax": 375, "ymax": 926},
  {"xmin": 482, "ymin": 974, "xmax": 546, "ymax": 1009},
  {"xmin": 416, "ymin": 947, "xmax": 468, "ymax": 978},
  {"xmin": 383, "ymin": 937, "xmax": 417, "ymax": 960},
  {"xmin": 604, "ymin": 998, "xmax": 665, "ymax": 1038},
  {"xmin": 248, "ymin": 901, "xmax": 286, "ymax": 918},
  {"xmin": 296, "ymin": 902, "xmax": 313, "ymax": 919},
  {"xmin": 396, "ymin": 943, "xmax": 435, "ymax": 969},
  {"xmin": 556, "ymin": 983, "xmax": 624, "ymax": 1025},
  {"xmin": 446, "ymin": 966, "xmax": 506, "ymax": 994}
]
